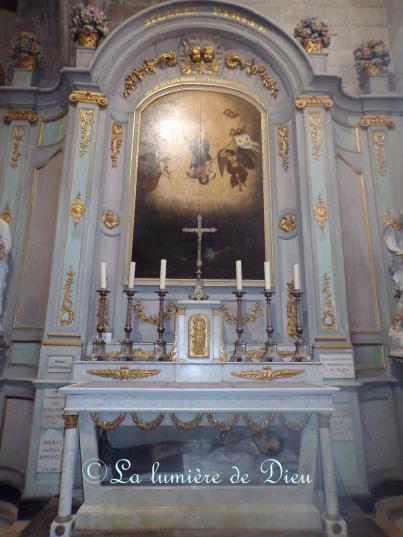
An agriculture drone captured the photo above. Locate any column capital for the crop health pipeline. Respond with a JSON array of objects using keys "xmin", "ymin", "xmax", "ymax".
[
  {"xmin": 358, "ymin": 115, "xmax": 394, "ymax": 129},
  {"xmin": 68, "ymin": 90, "xmax": 108, "ymax": 107},
  {"xmin": 295, "ymin": 95, "xmax": 334, "ymax": 110},
  {"xmin": 3, "ymin": 109, "xmax": 38, "ymax": 124},
  {"xmin": 63, "ymin": 412, "xmax": 78, "ymax": 429}
]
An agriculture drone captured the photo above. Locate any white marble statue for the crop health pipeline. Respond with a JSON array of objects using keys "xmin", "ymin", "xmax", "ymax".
[
  {"xmin": 0, "ymin": 216, "xmax": 12, "ymax": 339},
  {"xmin": 383, "ymin": 211, "xmax": 403, "ymax": 343}
]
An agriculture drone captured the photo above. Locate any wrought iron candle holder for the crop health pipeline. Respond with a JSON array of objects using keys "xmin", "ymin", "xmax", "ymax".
[
  {"xmin": 89, "ymin": 288, "xmax": 110, "ymax": 361},
  {"xmin": 119, "ymin": 287, "xmax": 136, "ymax": 360},
  {"xmin": 260, "ymin": 289, "xmax": 278, "ymax": 362},
  {"xmin": 230, "ymin": 290, "xmax": 248, "ymax": 362},
  {"xmin": 293, "ymin": 289, "xmax": 308, "ymax": 361},
  {"xmin": 150, "ymin": 289, "xmax": 171, "ymax": 362}
]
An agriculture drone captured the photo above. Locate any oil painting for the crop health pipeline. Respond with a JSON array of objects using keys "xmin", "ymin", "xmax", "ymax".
[{"xmin": 132, "ymin": 89, "xmax": 267, "ymax": 280}]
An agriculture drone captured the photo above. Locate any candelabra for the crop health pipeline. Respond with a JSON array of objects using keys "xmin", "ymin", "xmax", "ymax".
[
  {"xmin": 230, "ymin": 291, "xmax": 248, "ymax": 362},
  {"xmin": 89, "ymin": 288, "xmax": 110, "ymax": 360},
  {"xmin": 150, "ymin": 289, "xmax": 171, "ymax": 361},
  {"xmin": 119, "ymin": 287, "xmax": 136, "ymax": 360},
  {"xmin": 260, "ymin": 289, "xmax": 278, "ymax": 362},
  {"xmin": 293, "ymin": 289, "xmax": 308, "ymax": 361}
]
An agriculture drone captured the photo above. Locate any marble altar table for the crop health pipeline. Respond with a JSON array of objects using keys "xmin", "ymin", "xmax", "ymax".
[{"xmin": 50, "ymin": 362, "xmax": 347, "ymax": 537}]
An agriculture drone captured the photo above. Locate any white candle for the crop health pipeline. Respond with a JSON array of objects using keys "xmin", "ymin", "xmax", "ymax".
[
  {"xmin": 100, "ymin": 262, "xmax": 107, "ymax": 289},
  {"xmin": 128, "ymin": 261, "xmax": 136, "ymax": 289},
  {"xmin": 160, "ymin": 259, "xmax": 167, "ymax": 290},
  {"xmin": 236, "ymin": 260, "xmax": 242, "ymax": 291},
  {"xmin": 293, "ymin": 263, "xmax": 301, "ymax": 291},
  {"xmin": 264, "ymin": 261, "xmax": 272, "ymax": 290}
]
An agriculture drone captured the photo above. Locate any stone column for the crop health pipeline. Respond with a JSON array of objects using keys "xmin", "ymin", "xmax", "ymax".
[
  {"xmin": 319, "ymin": 414, "xmax": 347, "ymax": 537},
  {"xmin": 50, "ymin": 412, "xmax": 78, "ymax": 537}
]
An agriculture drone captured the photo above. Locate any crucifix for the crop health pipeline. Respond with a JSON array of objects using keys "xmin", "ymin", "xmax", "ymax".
[{"xmin": 182, "ymin": 214, "xmax": 217, "ymax": 300}]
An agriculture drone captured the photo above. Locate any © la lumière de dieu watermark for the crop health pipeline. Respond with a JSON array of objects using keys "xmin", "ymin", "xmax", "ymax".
[{"xmin": 82, "ymin": 458, "xmax": 312, "ymax": 486}]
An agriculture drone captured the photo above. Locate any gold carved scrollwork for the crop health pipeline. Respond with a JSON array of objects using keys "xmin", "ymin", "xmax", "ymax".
[
  {"xmin": 295, "ymin": 95, "xmax": 334, "ymax": 109},
  {"xmin": 221, "ymin": 302, "xmax": 262, "ymax": 324},
  {"xmin": 373, "ymin": 131, "xmax": 386, "ymax": 176},
  {"xmin": 322, "ymin": 272, "xmax": 337, "ymax": 330},
  {"xmin": 10, "ymin": 126, "xmax": 24, "ymax": 168},
  {"xmin": 87, "ymin": 366, "xmax": 160, "ymax": 380},
  {"xmin": 91, "ymin": 412, "xmax": 126, "ymax": 431},
  {"xmin": 4, "ymin": 109, "xmax": 38, "ymax": 124},
  {"xmin": 59, "ymin": 267, "xmax": 75, "ymax": 326},
  {"xmin": 102, "ymin": 210, "xmax": 120, "ymax": 230},
  {"xmin": 69, "ymin": 91, "xmax": 108, "ymax": 107},
  {"xmin": 70, "ymin": 192, "xmax": 85, "ymax": 227},
  {"xmin": 131, "ymin": 412, "xmax": 165, "ymax": 431},
  {"xmin": 0, "ymin": 205, "xmax": 12, "ymax": 224},
  {"xmin": 63, "ymin": 413, "xmax": 78, "ymax": 429},
  {"xmin": 287, "ymin": 281, "xmax": 297, "ymax": 337},
  {"xmin": 132, "ymin": 301, "xmax": 176, "ymax": 325},
  {"xmin": 313, "ymin": 196, "xmax": 328, "ymax": 232},
  {"xmin": 278, "ymin": 124, "xmax": 289, "ymax": 171},
  {"xmin": 124, "ymin": 52, "xmax": 177, "ymax": 97},
  {"xmin": 279, "ymin": 214, "xmax": 297, "ymax": 233},
  {"xmin": 225, "ymin": 52, "xmax": 278, "ymax": 97},
  {"xmin": 111, "ymin": 122, "xmax": 122, "ymax": 167},
  {"xmin": 359, "ymin": 115, "xmax": 394, "ymax": 129},
  {"xmin": 188, "ymin": 313, "xmax": 209, "ymax": 358},
  {"xmin": 169, "ymin": 412, "xmax": 204, "ymax": 431},
  {"xmin": 308, "ymin": 112, "xmax": 322, "ymax": 160},
  {"xmin": 231, "ymin": 367, "xmax": 304, "ymax": 381},
  {"xmin": 79, "ymin": 109, "xmax": 94, "ymax": 157}
]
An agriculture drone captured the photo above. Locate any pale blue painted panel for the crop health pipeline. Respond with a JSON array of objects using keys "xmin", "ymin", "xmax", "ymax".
[
  {"xmin": 354, "ymin": 345, "xmax": 385, "ymax": 369},
  {"xmin": 10, "ymin": 342, "xmax": 40, "ymax": 366},
  {"xmin": 39, "ymin": 115, "xmax": 68, "ymax": 147},
  {"xmin": 333, "ymin": 123, "xmax": 357, "ymax": 153}
]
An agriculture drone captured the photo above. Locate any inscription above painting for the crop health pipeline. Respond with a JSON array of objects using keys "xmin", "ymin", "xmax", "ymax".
[{"xmin": 132, "ymin": 89, "xmax": 268, "ymax": 280}]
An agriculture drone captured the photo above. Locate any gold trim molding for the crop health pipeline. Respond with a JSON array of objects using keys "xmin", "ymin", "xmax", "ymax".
[
  {"xmin": 295, "ymin": 95, "xmax": 333, "ymax": 109},
  {"xmin": 359, "ymin": 115, "xmax": 394, "ymax": 129},
  {"xmin": 79, "ymin": 109, "xmax": 94, "ymax": 157},
  {"xmin": 313, "ymin": 195, "xmax": 328, "ymax": 232},
  {"xmin": 225, "ymin": 53, "xmax": 278, "ymax": 97},
  {"xmin": 124, "ymin": 52, "xmax": 177, "ymax": 97},
  {"xmin": 287, "ymin": 281, "xmax": 297, "ymax": 337},
  {"xmin": 308, "ymin": 112, "xmax": 322, "ymax": 160},
  {"xmin": 278, "ymin": 124, "xmax": 289, "ymax": 171},
  {"xmin": 69, "ymin": 90, "xmax": 108, "ymax": 107},
  {"xmin": 4, "ymin": 109, "xmax": 38, "ymax": 124},
  {"xmin": 87, "ymin": 366, "xmax": 160, "ymax": 380},
  {"xmin": 232, "ymin": 367, "xmax": 304, "ymax": 381},
  {"xmin": 373, "ymin": 131, "xmax": 386, "ymax": 176},
  {"xmin": 111, "ymin": 122, "xmax": 122, "ymax": 167},
  {"xmin": 91, "ymin": 412, "xmax": 125, "ymax": 431},
  {"xmin": 59, "ymin": 267, "xmax": 75, "ymax": 327},
  {"xmin": 10, "ymin": 126, "xmax": 24, "ymax": 168},
  {"xmin": 322, "ymin": 272, "xmax": 337, "ymax": 330}
]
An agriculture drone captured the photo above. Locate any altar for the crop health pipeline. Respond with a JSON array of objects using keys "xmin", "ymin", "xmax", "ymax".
[{"xmin": 50, "ymin": 361, "xmax": 346, "ymax": 537}]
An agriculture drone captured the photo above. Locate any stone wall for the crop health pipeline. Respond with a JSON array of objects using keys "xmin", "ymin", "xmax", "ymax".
[{"xmin": 0, "ymin": 1, "xmax": 401, "ymax": 94}]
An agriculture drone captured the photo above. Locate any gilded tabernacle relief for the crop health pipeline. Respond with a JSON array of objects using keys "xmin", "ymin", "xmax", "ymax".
[
  {"xmin": 188, "ymin": 313, "xmax": 210, "ymax": 357},
  {"xmin": 133, "ymin": 89, "xmax": 267, "ymax": 280}
]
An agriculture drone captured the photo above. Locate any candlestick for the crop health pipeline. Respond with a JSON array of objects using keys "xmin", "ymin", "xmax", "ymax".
[
  {"xmin": 128, "ymin": 261, "xmax": 135, "ymax": 289},
  {"xmin": 100, "ymin": 262, "xmax": 107, "ymax": 289},
  {"xmin": 236, "ymin": 260, "xmax": 242, "ymax": 291},
  {"xmin": 260, "ymin": 289, "xmax": 278, "ymax": 361},
  {"xmin": 89, "ymin": 288, "xmax": 110, "ymax": 360},
  {"xmin": 150, "ymin": 289, "xmax": 171, "ymax": 361},
  {"xmin": 293, "ymin": 264, "xmax": 301, "ymax": 291},
  {"xmin": 160, "ymin": 259, "xmax": 167, "ymax": 290},
  {"xmin": 119, "ymin": 286, "xmax": 136, "ymax": 360},
  {"xmin": 230, "ymin": 290, "xmax": 248, "ymax": 362},
  {"xmin": 292, "ymin": 288, "xmax": 309, "ymax": 361},
  {"xmin": 264, "ymin": 261, "xmax": 272, "ymax": 290}
]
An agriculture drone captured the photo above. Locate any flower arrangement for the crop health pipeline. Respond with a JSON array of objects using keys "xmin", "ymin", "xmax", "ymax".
[
  {"xmin": 294, "ymin": 17, "xmax": 331, "ymax": 54},
  {"xmin": 354, "ymin": 39, "xmax": 391, "ymax": 76},
  {"xmin": 69, "ymin": 3, "xmax": 109, "ymax": 48},
  {"xmin": 10, "ymin": 32, "xmax": 44, "ymax": 69}
]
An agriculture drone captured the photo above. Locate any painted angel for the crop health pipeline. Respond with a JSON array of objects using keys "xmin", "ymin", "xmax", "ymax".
[
  {"xmin": 186, "ymin": 138, "xmax": 216, "ymax": 185},
  {"xmin": 217, "ymin": 133, "xmax": 260, "ymax": 192}
]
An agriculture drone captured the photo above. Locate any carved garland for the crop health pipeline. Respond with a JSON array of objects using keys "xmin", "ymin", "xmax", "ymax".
[
  {"xmin": 124, "ymin": 52, "xmax": 177, "ymax": 97},
  {"xmin": 321, "ymin": 272, "xmax": 337, "ymax": 330},
  {"xmin": 225, "ymin": 53, "xmax": 278, "ymax": 97},
  {"xmin": 10, "ymin": 126, "xmax": 25, "ymax": 168},
  {"xmin": 372, "ymin": 131, "xmax": 386, "ymax": 176},
  {"xmin": 221, "ymin": 302, "xmax": 262, "ymax": 324},
  {"xmin": 59, "ymin": 267, "xmax": 75, "ymax": 326},
  {"xmin": 287, "ymin": 281, "xmax": 297, "ymax": 337},
  {"xmin": 131, "ymin": 412, "xmax": 165, "ymax": 430},
  {"xmin": 278, "ymin": 124, "xmax": 289, "ymax": 170},
  {"xmin": 79, "ymin": 109, "xmax": 95, "ymax": 157},
  {"xmin": 132, "ymin": 301, "xmax": 177, "ymax": 325},
  {"xmin": 313, "ymin": 195, "xmax": 328, "ymax": 232},
  {"xmin": 91, "ymin": 412, "xmax": 126, "ymax": 431},
  {"xmin": 307, "ymin": 112, "xmax": 322, "ymax": 160},
  {"xmin": 111, "ymin": 122, "xmax": 122, "ymax": 167}
]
